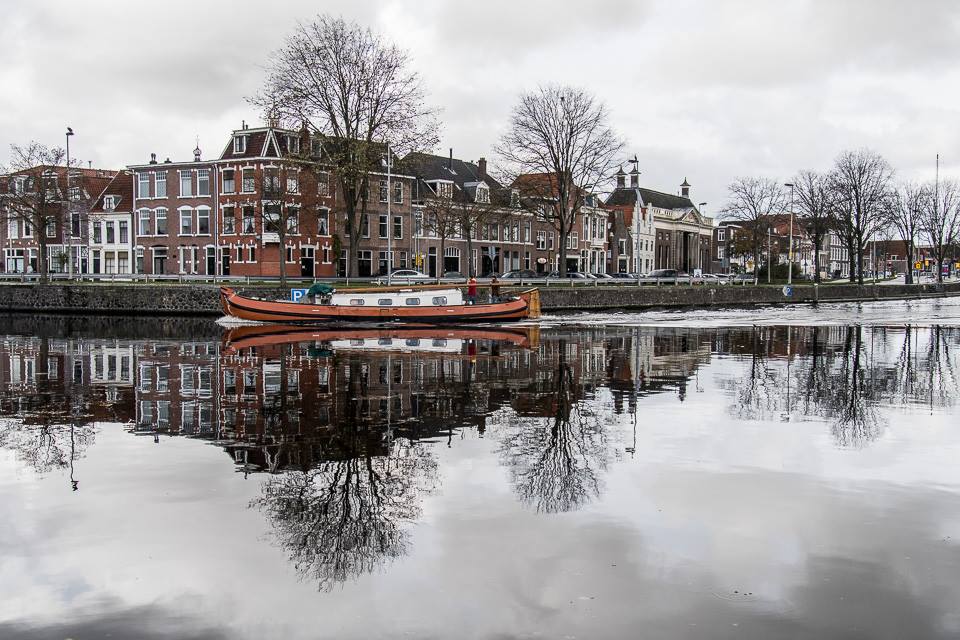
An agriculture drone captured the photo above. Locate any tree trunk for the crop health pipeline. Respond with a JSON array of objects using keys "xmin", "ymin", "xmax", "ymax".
[
  {"xmin": 847, "ymin": 236, "xmax": 856, "ymax": 283},
  {"xmin": 465, "ymin": 231, "xmax": 475, "ymax": 278},
  {"xmin": 855, "ymin": 235, "xmax": 865, "ymax": 285},
  {"xmin": 905, "ymin": 244, "xmax": 914, "ymax": 284},
  {"xmin": 37, "ymin": 226, "xmax": 49, "ymax": 284},
  {"xmin": 438, "ymin": 236, "xmax": 445, "ymax": 284},
  {"xmin": 813, "ymin": 240, "xmax": 821, "ymax": 284}
]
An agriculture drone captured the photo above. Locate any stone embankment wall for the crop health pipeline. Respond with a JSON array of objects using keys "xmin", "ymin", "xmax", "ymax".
[{"xmin": 0, "ymin": 282, "xmax": 956, "ymax": 317}]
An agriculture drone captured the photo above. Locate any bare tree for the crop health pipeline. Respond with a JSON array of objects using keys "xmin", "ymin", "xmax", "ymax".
[
  {"xmin": 1, "ymin": 142, "xmax": 83, "ymax": 283},
  {"xmin": 496, "ymin": 85, "xmax": 624, "ymax": 276},
  {"xmin": 259, "ymin": 163, "xmax": 309, "ymax": 287},
  {"xmin": 830, "ymin": 149, "xmax": 893, "ymax": 285},
  {"xmin": 793, "ymin": 170, "xmax": 833, "ymax": 283},
  {"xmin": 920, "ymin": 179, "xmax": 960, "ymax": 284},
  {"xmin": 419, "ymin": 188, "xmax": 506, "ymax": 278},
  {"xmin": 883, "ymin": 181, "xmax": 924, "ymax": 284},
  {"xmin": 721, "ymin": 177, "xmax": 787, "ymax": 280},
  {"xmin": 252, "ymin": 15, "xmax": 439, "ymax": 277}
]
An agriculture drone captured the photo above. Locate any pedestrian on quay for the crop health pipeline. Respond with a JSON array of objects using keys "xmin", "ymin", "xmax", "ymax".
[
  {"xmin": 467, "ymin": 276, "xmax": 478, "ymax": 305},
  {"xmin": 490, "ymin": 276, "xmax": 502, "ymax": 303}
]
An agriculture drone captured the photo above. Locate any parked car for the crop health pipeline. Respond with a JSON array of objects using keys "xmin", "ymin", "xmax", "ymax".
[
  {"xmin": 609, "ymin": 272, "xmax": 638, "ymax": 280},
  {"xmin": 732, "ymin": 273, "xmax": 756, "ymax": 284},
  {"xmin": 701, "ymin": 274, "xmax": 727, "ymax": 286},
  {"xmin": 638, "ymin": 269, "xmax": 683, "ymax": 284},
  {"xmin": 442, "ymin": 271, "xmax": 466, "ymax": 280},
  {"xmin": 377, "ymin": 269, "xmax": 432, "ymax": 284},
  {"xmin": 545, "ymin": 271, "xmax": 591, "ymax": 279},
  {"xmin": 592, "ymin": 273, "xmax": 614, "ymax": 279},
  {"xmin": 499, "ymin": 269, "xmax": 539, "ymax": 280}
]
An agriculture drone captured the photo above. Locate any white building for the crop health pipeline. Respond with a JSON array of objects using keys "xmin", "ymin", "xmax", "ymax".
[{"xmin": 87, "ymin": 171, "xmax": 135, "ymax": 275}]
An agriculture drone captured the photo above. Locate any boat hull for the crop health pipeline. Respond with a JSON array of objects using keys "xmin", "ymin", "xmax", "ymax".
[{"xmin": 219, "ymin": 287, "xmax": 538, "ymax": 324}]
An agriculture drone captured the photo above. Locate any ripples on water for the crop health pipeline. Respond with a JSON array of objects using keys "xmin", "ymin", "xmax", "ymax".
[{"xmin": 0, "ymin": 304, "xmax": 959, "ymax": 640}]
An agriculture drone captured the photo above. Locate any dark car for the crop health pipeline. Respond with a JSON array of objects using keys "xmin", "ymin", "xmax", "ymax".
[
  {"xmin": 545, "ymin": 271, "xmax": 591, "ymax": 279},
  {"xmin": 609, "ymin": 272, "xmax": 638, "ymax": 280},
  {"xmin": 500, "ymin": 269, "xmax": 539, "ymax": 280}
]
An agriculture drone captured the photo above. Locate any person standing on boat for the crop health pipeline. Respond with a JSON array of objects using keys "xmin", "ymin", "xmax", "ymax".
[
  {"xmin": 467, "ymin": 277, "xmax": 478, "ymax": 305},
  {"xmin": 490, "ymin": 276, "xmax": 502, "ymax": 303}
]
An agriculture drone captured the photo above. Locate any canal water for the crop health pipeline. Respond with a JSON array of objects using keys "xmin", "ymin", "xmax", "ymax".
[{"xmin": 0, "ymin": 302, "xmax": 959, "ymax": 639}]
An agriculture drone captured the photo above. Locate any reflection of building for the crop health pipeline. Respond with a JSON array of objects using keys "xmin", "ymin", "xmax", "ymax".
[{"xmin": 135, "ymin": 341, "xmax": 216, "ymax": 437}]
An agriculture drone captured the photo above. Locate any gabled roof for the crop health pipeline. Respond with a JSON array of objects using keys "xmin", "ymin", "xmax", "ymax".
[
  {"xmin": 605, "ymin": 189, "xmax": 639, "ymax": 207},
  {"xmin": 90, "ymin": 171, "xmax": 134, "ymax": 213},
  {"xmin": 638, "ymin": 188, "xmax": 696, "ymax": 212},
  {"xmin": 218, "ymin": 125, "xmax": 304, "ymax": 161},
  {"xmin": 401, "ymin": 153, "xmax": 503, "ymax": 190}
]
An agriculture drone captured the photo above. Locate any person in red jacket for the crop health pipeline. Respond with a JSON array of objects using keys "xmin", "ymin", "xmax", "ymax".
[{"xmin": 467, "ymin": 277, "xmax": 478, "ymax": 304}]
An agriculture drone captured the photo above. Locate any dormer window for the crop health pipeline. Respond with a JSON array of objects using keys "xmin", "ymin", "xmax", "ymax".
[
  {"xmin": 475, "ymin": 185, "xmax": 489, "ymax": 204},
  {"xmin": 510, "ymin": 189, "xmax": 520, "ymax": 208},
  {"xmin": 104, "ymin": 196, "xmax": 116, "ymax": 211},
  {"xmin": 287, "ymin": 135, "xmax": 301, "ymax": 154},
  {"xmin": 438, "ymin": 182, "xmax": 453, "ymax": 199},
  {"xmin": 310, "ymin": 138, "xmax": 323, "ymax": 157},
  {"xmin": 233, "ymin": 135, "xmax": 247, "ymax": 154}
]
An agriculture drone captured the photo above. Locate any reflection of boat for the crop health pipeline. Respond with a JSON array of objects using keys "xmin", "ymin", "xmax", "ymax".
[
  {"xmin": 222, "ymin": 324, "xmax": 540, "ymax": 353},
  {"xmin": 220, "ymin": 286, "xmax": 540, "ymax": 324}
]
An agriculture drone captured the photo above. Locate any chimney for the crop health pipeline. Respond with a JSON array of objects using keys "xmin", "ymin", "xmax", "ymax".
[
  {"xmin": 680, "ymin": 177, "xmax": 691, "ymax": 199},
  {"xmin": 149, "ymin": 153, "xmax": 157, "ymax": 165},
  {"xmin": 629, "ymin": 166, "xmax": 640, "ymax": 188},
  {"xmin": 478, "ymin": 157, "xmax": 487, "ymax": 180},
  {"xmin": 449, "ymin": 148, "xmax": 454, "ymax": 169},
  {"xmin": 164, "ymin": 157, "xmax": 172, "ymax": 164},
  {"xmin": 242, "ymin": 119, "xmax": 246, "ymax": 130},
  {"xmin": 88, "ymin": 160, "xmax": 92, "ymax": 169}
]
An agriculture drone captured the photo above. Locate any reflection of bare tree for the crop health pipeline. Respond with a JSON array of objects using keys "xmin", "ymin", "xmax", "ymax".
[
  {"xmin": 252, "ymin": 353, "xmax": 438, "ymax": 591},
  {"xmin": 253, "ymin": 438, "xmax": 435, "ymax": 591},
  {"xmin": 727, "ymin": 328, "xmax": 783, "ymax": 421},
  {"xmin": 497, "ymin": 340, "xmax": 608, "ymax": 513},
  {"xmin": 0, "ymin": 420, "xmax": 96, "ymax": 477},
  {"xmin": 828, "ymin": 326, "xmax": 885, "ymax": 447}
]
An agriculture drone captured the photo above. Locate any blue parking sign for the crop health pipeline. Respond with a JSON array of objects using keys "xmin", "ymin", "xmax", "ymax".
[{"xmin": 291, "ymin": 288, "xmax": 308, "ymax": 302}]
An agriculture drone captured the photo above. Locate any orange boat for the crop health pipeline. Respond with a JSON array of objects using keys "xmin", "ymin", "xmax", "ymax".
[{"xmin": 219, "ymin": 286, "xmax": 540, "ymax": 324}]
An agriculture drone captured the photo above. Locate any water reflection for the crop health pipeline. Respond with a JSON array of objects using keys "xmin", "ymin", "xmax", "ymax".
[{"xmin": 0, "ymin": 319, "xmax": 959, "ymax": 593}]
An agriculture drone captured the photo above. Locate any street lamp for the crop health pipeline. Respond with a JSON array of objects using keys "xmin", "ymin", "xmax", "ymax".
[
  {"xmin": 783, "ymin": 182, "xmax": 795, "ymax": 285},
  {"xmin": 381, "ymin": 143, "xmax": 393, "ymax": 285},
  {"xmin": 66, "ymin": 127, "xmax": 75, "ymax": 278}
]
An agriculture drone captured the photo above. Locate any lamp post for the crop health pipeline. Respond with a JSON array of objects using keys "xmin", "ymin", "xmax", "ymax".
[
  {"xmin": 767, "ymin": 225, "xmax": 771, "ymax": 284},
  {"xmin": 783, "ymin": 182, "xmax": 795, "ymax": 285},
  {"xmin": 65, "ymin": 127, "xmax": 75, "ymax": 278}
]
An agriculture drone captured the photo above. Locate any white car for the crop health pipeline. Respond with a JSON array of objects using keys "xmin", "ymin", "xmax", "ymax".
[{"xmin": 378, "ymin": 269, "xmax": 432, "ymax": 284}]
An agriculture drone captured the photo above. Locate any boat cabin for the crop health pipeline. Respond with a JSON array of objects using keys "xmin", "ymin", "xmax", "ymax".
[{"xmin": 329, "ymin": 288, "xmax": 464, "ymax": 308}]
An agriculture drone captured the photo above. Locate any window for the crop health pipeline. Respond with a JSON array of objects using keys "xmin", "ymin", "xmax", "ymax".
[
  {"xmin": 512, "ymin": 223, "xmax": 520, "ymax": 242},
  {"xmin": 393, "ymin": 215, "xmax": 402, "ymax": 239},
  {"xmin": 717, "ymin": 246, "xmax": 725, "ymax": 259},
  {"xmin": 378, "ymin": 298, "xmax": 393, "ymax": 306},
  {"xmin": 405, "ymin": 298, "xmax": 420, "ymax": 305},
  {"xmin": 93, "ymin": 222, "xmax": 102, "ymax": 244},
  {"xmin": 476, "ymin": 185, "xmax": 490, "ymax": 203},
  {"xmin": 22, "ymin": 223, "xmax": 32, "ymax": 238},
  {"xmin": 717, "ymin": 229, "xmax": 725, "ymax": 242},
  {"xmin": 138, "ymin": 172, "xmax": 150, "ymax": 198},
  {"xmin": 119, "ymin": 221, "xmax": 128, "ymax": 244},
  {"xmin": 242, "ymin": 206, "xmax": 255, "ymax": 233},
  {"xmin": 155, "ymin": 208, "xmax": 167, "ymax": 235},
  {"xmin": 222, "ymin": 169, "xmax": 235, "ymax": 193},
  {"xmin": 287, "ymin": 135, "xmax": 301, "ymax": 154},
  {"xmin": 139, "ymin": 209, "xmax": 150, "ymax": 235},
  {"xmin": 286, "ymin": 171, "xmax": 299, "ymax": 194},
  {"xmin": 524, "ymin": 222, "xmax": 531, "ymax": 243},
  {"xmin": 511, "ymin": 190, "xmax": 520, "ymax": 208},
  {"xmin": 437, "ymin": 182, "xmax": 453, "ymax": 198},
  {"xmin": 379, "ymin": 214, "xmax": 388, "ymax": 238},
  {"xmin": 179, "ymin": 171, "xmax": 193, "ymax": 197},
  {"xmin": 286, "ymin": 246, "xmax": 295, "ymax": 263},
  {"xmin": 548, "ymin": 232, "xmax": 554, "ymax": 250},
  {"xmin": 317, "ymin": 209, "xmax": 329, "ymax": 236},
  {"xmin": 234, "ymin": 135, "xmax": 247, "ymax": 154},
  {"xmin": 179, "ymin": 208, "xmax": 193, "ymax": 235},
  {"xmin": 235, "ymin": 246, "xmax": 243, "ymax": 262},
  {"xmin": 286, "ymin": 208, "xmax": 299, "ymax": 234},
  {"xmin": 45, "ymin": 220, "xmax": 55, "ymax": 238},
  {"xmin": 536, "ymin": 231, "xmax": 546, "ymax": 250},
  {"xmin": 317, "ymin": 171, "xmax": 330, "ymax": 196},
  {"xmin": 6, "ymin": 219, "xmax": 17, "ymax": 239},
  {"xmin": 393, "ymin": 181, "xmax": 402, "ymax": 204},
  {"xmin": 241, "ymin": 168, "xmax": 255, "ymax": 193},
  {"xmin": 71, "ymin": 211, "xmax": 81, "ymax": 238},
  {"xmin": 154, "ymin": 172, "xmax": 166, "ymax": 198},
  {"xmin": 263, "ymin": 203, "xmax": 281, "ymax": 232},
  {"xmin": 197, "ymin": 169, "xmax": 210, "ymax": 196},
  {"xmin": 248, "ymin": 245, "xmax": 256, "ymax": 262},
  {"xmin": 432, "ymin": 296, "xmax": 448, "ymax": 306},
  {"xmin": 197, "ymin": 208, "xmax": 210, "ymax": 235},
  {"xmin": 223, "ymin": 207, "xmax": 235, "ymax": 234},
  {"xmin": 263, "ymin": 167, "xmax": 280, "ymax": 195},
  {"xmin": 104, "ymin": 196, "xmax": 116, "ymax": 211},
  {"xmin": 361, "ymin": 214, "xmax": 369, "ymax": 238},
  {"xmin": 379, "ymin": 180, "xmax": 389, "ymax": 203},
  {"xmin": 106, "ymin": 222, "xmax": 115, "ymax": 244}
]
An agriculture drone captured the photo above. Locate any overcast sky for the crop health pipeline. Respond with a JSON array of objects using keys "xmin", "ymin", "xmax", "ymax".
[{"xmin": 2, "ymin": 0, "xmax": 958, "ymax": 214}]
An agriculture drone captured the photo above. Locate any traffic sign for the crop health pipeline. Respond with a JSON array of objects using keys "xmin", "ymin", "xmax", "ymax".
[{"xmin": 290, "ymin": 288, "xmax": 308, "ymax": 302}]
